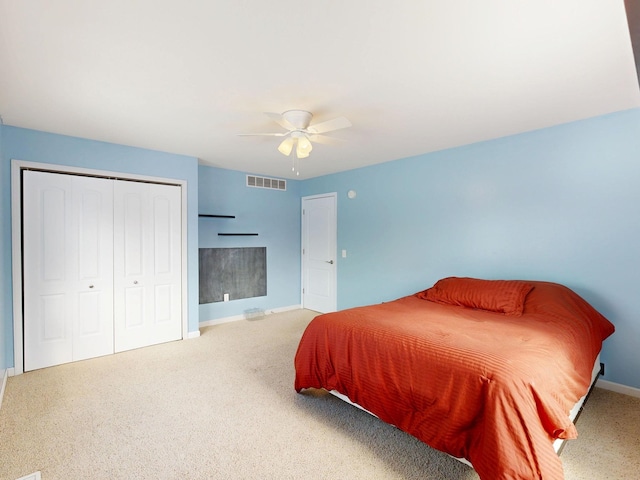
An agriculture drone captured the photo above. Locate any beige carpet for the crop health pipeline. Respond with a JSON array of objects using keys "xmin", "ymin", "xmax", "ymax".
[{"xmin": 1, "ymin": 309, "xmax": 639, "ymax": 480}]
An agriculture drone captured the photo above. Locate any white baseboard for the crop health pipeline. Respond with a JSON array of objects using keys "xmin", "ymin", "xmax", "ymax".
[
  {"xmin": 597, "ymin": 379, "xmax": 640, "ymax": 398},
  {"xmin": 187, "ymin": 330, "xmax": 201, "ymax": 339},
  {"xmin": 0, "ymin": 368, "xmax": 8, "ymax": 411},
  {"xmin": 200, "ymin": 304, "xmax": 302, "ymax": 328}
]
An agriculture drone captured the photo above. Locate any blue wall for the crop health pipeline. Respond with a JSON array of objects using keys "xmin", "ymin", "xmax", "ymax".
[
  {"xmin": 302, "ymin": 108, "xmax": 640, "ymax": 390},
  {"xmin": 0, "ymin": 126, "xmax": 200, "ymax": 369},
  {"xmin": 198, "ymin": 166, "xmax": 301, "ymax": 320}
]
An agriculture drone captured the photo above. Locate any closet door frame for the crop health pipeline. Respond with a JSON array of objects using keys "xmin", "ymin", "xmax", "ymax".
[{"xmin": 11, "ymin": 159, "xmax": 189, "ymax": 375}]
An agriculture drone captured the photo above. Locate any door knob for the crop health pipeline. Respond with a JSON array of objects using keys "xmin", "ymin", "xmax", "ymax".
[
  {"xmin": 133, "ymin": 280, "xmax": 138, "ymax": 284},
  {"xmin": 326, "ymin": 260, "xmax": 334, "ymax": 264},
  {"xmin": 89, "ymin": 285, "xmax": 94, "ymax": 289}
]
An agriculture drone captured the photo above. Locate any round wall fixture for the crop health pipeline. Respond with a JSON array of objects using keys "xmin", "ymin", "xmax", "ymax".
[{"xmin": 347, "ymin": 190, "xmax": 357, "ymax": 199}]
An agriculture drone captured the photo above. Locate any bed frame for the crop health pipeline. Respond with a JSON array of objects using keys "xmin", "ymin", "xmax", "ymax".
[{"xmin": 330, "ymin": 354, "xmax": 603, "ymax": 469}]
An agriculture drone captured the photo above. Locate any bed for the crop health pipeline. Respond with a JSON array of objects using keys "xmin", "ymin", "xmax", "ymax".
[{"xmin": 294, "ymin": 278, "xmax": 615, "ymax": 480}]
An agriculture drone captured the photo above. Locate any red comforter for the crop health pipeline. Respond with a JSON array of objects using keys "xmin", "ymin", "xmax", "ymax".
[{"xmin": 294, "ymin": 281, "xmax": 614, "ymax": 480}]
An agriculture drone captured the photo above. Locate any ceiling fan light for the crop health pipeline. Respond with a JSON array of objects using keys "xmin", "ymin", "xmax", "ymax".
[
  {"xmin": 296, "ymin": 136, "xmax": 313, "ymax": 158},
  {"xmin": 277, "ymin": 137, "xmax": 294, "ymax": 156}
]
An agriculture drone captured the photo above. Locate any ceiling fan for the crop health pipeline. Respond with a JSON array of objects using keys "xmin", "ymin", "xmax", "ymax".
[{"xmin": 238, "ymin": 110, "xmax": 352, "ymax": 161}]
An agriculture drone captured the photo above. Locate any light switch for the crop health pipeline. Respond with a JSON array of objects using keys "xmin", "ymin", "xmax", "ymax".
[{"xmin": 342, "ymin": 250, "xmax": 347, "ymax": 258}]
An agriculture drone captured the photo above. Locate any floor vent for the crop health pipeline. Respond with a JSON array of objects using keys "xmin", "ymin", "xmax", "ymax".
[
  {"xmin": 16, "ymin": 473, "xmax": 41, "ymax": 480},
  {"xmin": 246, "ymin": 175, "xmax": 286, "ymax": 191}
]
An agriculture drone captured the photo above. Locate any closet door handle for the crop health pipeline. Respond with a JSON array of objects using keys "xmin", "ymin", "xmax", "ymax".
[
  {"xmin": 133, "ymin": 280, "xmax": 138, "ymax": 284},
  {"xmin": 89, "ymin": 285, "xmax": 94, "ymax": 289}
]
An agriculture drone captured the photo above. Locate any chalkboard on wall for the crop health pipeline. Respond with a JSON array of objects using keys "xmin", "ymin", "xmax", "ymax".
[{"xmin": 199, "ymin": 247, "xmax": 267, "ymax": 304}]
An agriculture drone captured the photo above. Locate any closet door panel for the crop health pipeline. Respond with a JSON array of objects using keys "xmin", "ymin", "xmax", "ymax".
[
  {"xmin": 72, "ymin": 176, "xmax": 114, "ymax": 362},
  {"xmin": 23, "ymin": 171, "xmax": 114, "ymax": 370},
  {"xmin": 114, "ymin": 181, "xmax": 182, "ymax": 352},
  {"xmin": 149, "ymin": 184, "xmax": 182, "ymax": 335},
  {"xmin": 154, "ymin": 284, "xmax": 173, "ymax": 323},
  {"xmin": 23, "ymin": 172, "xmax": 75, "ymax": 371},
  {"xmin": 114, "ymin": 183, "xmax": 149, "ymax": 348},
  {"xmin": 124, "ymin": 287, "xmax": 145, "ymax": 328},
  {"xmin": 123, "ymin": 193, "xmax": 144, "ymax": 277}
]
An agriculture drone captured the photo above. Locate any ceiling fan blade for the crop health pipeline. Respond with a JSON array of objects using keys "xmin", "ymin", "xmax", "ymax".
[
  {"xmin": 306, "ymin": 116, "xmax": 352, "ymax": 135},
  {"xmin": 237, "ymin": 133, "xmax": 287, "ymax": 137},
  {"xmin": 264, "ymin": 112, "xmax": 295, "ymax": 131},
  {"xmin": 308, "ymin": 134, "xmax": 345, "ymax": 146}
]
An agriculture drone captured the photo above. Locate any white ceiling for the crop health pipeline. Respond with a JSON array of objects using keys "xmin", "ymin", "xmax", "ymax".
[{"xmin": 1, "ymin": 1, "xmax": 639, "ymax": 180}]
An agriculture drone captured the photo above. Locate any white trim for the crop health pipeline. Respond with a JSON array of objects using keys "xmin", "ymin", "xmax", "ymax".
[
  {"xmin": 0, "ymin": 368, "xmax": 7, "ymax": 411},
  {"xmin": 187, "ymin": 330, "xmax": 201, "ymax": 339},
  {"xmin": 11, "ymin": 159, "xmax": 190, "ymax": 375},
  {"xmin": 11, "ymin": 162, "xmax": 24, "ymax": 375},
  {"xmin": 200, "ymin": 313, "xmax": 247, "ymax": 327},
  {"xmin": 180, "ymin": 176, "xmax": 189, "ymax": 344},
  {"xmin": 199, "ymin": 305, "xmax": 302, "ymax": 328},
  {"xmin": 596, "ymin": 379, "xmax": 640, "ymax": 398}
]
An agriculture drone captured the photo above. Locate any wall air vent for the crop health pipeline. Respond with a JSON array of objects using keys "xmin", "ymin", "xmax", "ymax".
[{"xmin": 246, "ymin": 175, "xmax": 286, "ymax": 191}]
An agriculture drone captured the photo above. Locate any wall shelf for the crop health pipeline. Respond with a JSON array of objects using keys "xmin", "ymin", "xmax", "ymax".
[
  {"xmin": 218, "ymin": 233, "xmax": 258, "ymax": 236},
  {"xmin": 199, "ymin": 214, "xmax": 256, "ymax": 235}
]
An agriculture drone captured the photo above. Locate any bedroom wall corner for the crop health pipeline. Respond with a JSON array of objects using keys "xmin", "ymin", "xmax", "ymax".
[{"xmin": 197, "ymin": 165, "xmax": 302, "ymax": 323}]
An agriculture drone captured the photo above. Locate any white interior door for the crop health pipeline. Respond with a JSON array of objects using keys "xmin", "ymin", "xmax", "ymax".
[
  {"xmin": 23, "ymin": 171, "xmax": 114, "ymax": 371},
  {"xmin": 302, "ymin": 193, "xmax": 337, "ymax": 313},
  {"xmin": 113, "ymin": 180, "xmax": 182, "ymax": 352}
]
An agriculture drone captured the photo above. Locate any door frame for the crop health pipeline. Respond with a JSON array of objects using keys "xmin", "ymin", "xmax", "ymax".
[
  {"xmin": 301, "ymin": 192, "xmax": 337, "ymax": 312},
  {"xmin": 11, "ymin": 159, "xmax": 189, "ymax": 375}
]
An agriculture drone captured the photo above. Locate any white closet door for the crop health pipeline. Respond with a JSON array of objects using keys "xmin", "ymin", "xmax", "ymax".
[
  {"xmin": 23, "ymin": 171, "xmax": 114, "ymax": 371},
  {"xmin": 113, "ymin": 180, "xmax": 182, "ymax": 352},
  {"xmin": 73, "ymin": 177, "xmax": 115, "ymax": 361}
]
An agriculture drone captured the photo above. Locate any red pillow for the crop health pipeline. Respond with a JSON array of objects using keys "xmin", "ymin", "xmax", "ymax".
[{"xmin": 417, "ymin": 277, "xmax": 534, "ymax": 316}]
